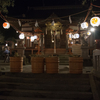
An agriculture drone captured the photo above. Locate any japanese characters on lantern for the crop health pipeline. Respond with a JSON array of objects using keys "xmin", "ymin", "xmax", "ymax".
[{"xmin": 90, "ymin": 17, "xmax": 100, "ymax": 27}]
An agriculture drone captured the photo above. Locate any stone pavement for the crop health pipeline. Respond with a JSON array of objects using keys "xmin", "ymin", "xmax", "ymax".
[{"xmin": 0, "ymin": 60, "xmax": 93, "ymax": 74}]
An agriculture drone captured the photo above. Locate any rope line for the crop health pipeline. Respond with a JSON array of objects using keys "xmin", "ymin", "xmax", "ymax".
[
  {"xmin": 0, "ymin": 4, "xmax": 97, "ymax": 34},
  {"xmin": 84, "ymin": 3, "xmax": 92, "ymax": 22},
  {"xmin": 92, "ymin": 4, "xmax": 100, "ymax": 8}
]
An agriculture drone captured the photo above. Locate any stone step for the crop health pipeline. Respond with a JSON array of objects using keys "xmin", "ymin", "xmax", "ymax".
[
  {"xmin": 0, "ymin": 89, "xmax": 93, "ymax": 100},
  {"xmin": 0, "ymin": 96, "xmax": 70, "ymax": 100},
  {"xmin": 0, "ymin": 82, "xmax": 91, "ymax": 92},
  {"xmin": 1, "ymin": 72, "xmax": 89, "ymax": 78},
  {"xmin": 0, "ymin": 77, "xmax": 90, "ymax": 85}
]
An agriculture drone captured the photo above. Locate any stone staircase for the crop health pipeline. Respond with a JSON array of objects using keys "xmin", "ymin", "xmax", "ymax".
[
  {"xmin": 0, "ymin": 72, "xmax": 97, "ymax": 100},
  {"xmin": 58, "ymin": 54, "xmax": 70, "ymax": 65}
]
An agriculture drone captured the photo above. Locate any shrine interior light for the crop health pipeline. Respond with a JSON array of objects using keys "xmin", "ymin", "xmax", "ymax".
[
  {"xmin": 90, "ymin": 27, "xmax": 95, "ymax": 32},
  {"xmin": 5, "ymin": 44, "xmax": 8, "ymax": 46},
  {"xmin": 15, "ymin": 43, "xmax": 17, "ymax": 46}
]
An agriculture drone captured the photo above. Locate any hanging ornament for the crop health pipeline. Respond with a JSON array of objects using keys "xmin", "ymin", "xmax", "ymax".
[
  {"xmin": 87, "ymin": 31, "xmax": 91, "ymax": 35},
  {"xmin": 51, "ymin": 30, "xmax": 52, "ymax": 35},
  {"xmin": 18, "ymin": 19, "xmax": 21, "ymax": 27},
  {"xmin": 35, "ymin": 20, "xmax": 39, "ymax": 27},
  {"xmin": 81, "ymin": 22, "xmax": 88, "ymax": 29},
  {"xmin": 69, "ymin": 16, "xmax": 72, "ymax": 24},
  {"xmin": 90, "ymin": 17, "xmax": 100, "ymax": 27},
  {"xmin": 61, "ymin": 29, "xmax": 63, "ymax": 35},
  {"xmin": 46, "ymin": 28, "xmax": 47, "ymax": 34},
  {"xmin": 69, "ymin": 33, "xmax": 72, "ymax": 40},
  {"xmin": 3, "ymin": 22, "xmax": 10, "ymax": 29},
  {"xmin": 19, "ymin": 33, "xmax": 25, "ymax": 39},
  {"xmin": 51, "ymin": 20, "xmax": 55, "ymax": 26}
]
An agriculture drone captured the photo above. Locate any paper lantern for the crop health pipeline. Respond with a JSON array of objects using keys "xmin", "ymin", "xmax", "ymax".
[
  {"xmin": 72, "ymin": 33, "xmax": 79, "ymax": 39},
  {"xmin": 27, "ymin": 37, "xmax": 30, "ymax": 39},
  {"xmin": 34, "ymin": 35, "xmax": 37, "ymax": 39},
  {"xmin": 81, "ymin": 22, "xmax": 88, "ymax": 29},
  {"xmin": 75, "ymin": 33, "xmax": 79, "ymax": 38},
  {"xmin": 87, "ymin": 32, "xmax": 91, "ymax": 35},
  {"xmin": 3, "ymin": 22, "xmax": 10, "ymax": 29},
  {"xmin": 30, "ymin": 36, "xmax": 35, "ymax": 42},
  {"xmin": 69, "ymin": 33, "xmax": 72, "ymax": 40},
  {"xmin": 19, "ymin": 33, "xmax": 25, "ymax": 39},
  {"xmin": 90, "ymin": 17, "xmax": 100, "ymax": 27}
]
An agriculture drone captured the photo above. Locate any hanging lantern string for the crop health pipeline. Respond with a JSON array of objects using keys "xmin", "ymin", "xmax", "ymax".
[
  {"xmin": 84, "ymin": 3, "xmax": 92, "ymax": 22},
  {"xmin": 0, "ymin": 8, "xmax": 90, "ymax": 35},
  {"xmin": 92, "ymin": 4, "xmax": 100, "ymax": 8},
  {"xmin": 0, "ymin": 12, "xmax": 22, "ymax": 33},
  {"xmin": 60, "ymin": 9, "xmax": 88, "ymax": 19},
  {"xmin": 37, "ymin": 9, "xmax": 88, "ymax": 24},
  {"xmin": 0, "ymin": 8, "xmax": 88, "ymax": 25}
]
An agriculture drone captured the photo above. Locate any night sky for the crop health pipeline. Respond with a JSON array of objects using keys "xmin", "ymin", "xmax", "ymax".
[{"xmin": 0, "ymin": 0, "xmax": 100, "ymax": 40}]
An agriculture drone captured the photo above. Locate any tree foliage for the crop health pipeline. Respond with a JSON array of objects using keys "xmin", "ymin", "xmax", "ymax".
[{"xmin": 0, "ymin": 0, "xmax": 14, "ymax": 13}]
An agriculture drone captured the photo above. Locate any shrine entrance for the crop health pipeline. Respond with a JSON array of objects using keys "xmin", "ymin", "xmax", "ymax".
[{"xmin": 45, "ymin": 21, "xmax": 66, "ymax": 54}]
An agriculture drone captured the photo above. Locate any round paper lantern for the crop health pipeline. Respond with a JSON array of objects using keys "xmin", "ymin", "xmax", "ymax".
[
  {"xmin": 3, "ymin": 22, "xmax": 10, "ymax": 29},
  {"xmin": 75, "ymin": 33, "xmax": 79, "ymax": 38},
  {"xmin": 30, "ymin": 36, "xmax": 35, "ymax": 42},
  {"xmin": 72, "ymin": 34, "xmax": 75, "ymax": 39},
  {"xmin": 87, "ymin": 32, "xmax": 91, "ymax": 35},
  {"xmin": 81, "ymin": 22, "xmax": 88, "ymax": 29},
  {"xmin": 90, "ymin": 17, "xmax": 100, "ymax": 27},
  {"xmin": 27, "ymin": 37, "xmax": 30, "ymax": 39},
  {"xmin": 69, "ymin": 33, "xmax": 72, "ymax": 40},
  {"xmin": 34, "ymin": 35, "xmax": 37, "ymax": 39},
  {"xmin": 19, "ymin": 33, "xmax": 25, "ymax": 39}
]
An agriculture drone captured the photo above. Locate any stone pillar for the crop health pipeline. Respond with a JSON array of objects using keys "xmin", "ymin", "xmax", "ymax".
[
  {"xmin": 93, "ymin": 49, "xmax": 100, "ymax": 76},
  {"xmin": 81, "ymin": 45, "xmax": 89, "ymax": 59},
  {"xmin": 16, "ymin": 39, "xmax": 25, "ymax": 57}
]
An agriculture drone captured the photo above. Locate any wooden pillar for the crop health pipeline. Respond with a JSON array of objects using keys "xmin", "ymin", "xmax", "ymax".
[
  {"xmin": 54, "ymin": 33, "xmax": 56, "ymax": 54},
  {"xmin": 41, "ymin": 33, "xmax": 44, "ymax": 54}
]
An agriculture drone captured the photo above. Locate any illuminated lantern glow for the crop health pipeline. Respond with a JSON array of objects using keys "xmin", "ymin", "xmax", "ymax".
[
  {"xmin": 71, "ymin": 42, "xmax": 73, "ymax": 44},
  {"xmin": 69, "ymin": 33, "xmax": 72, "ymax": 40},
  {"xmin": 90, "ymin": 17, "xmax": 100, "ymax": 27},
  {"xmin": 72, "ymin": 33, "xmax": 79, "ymax": 39},
  {"xmin": 74, "ymin": 33, "xmax": 79, "ymax": 38},
  {"xmin": 5, "ymin": 44, "xmax": 8, "ymax": 46},
  {"xmin": 27, "ymin": 37, "xmax": 30, "ymax": 39},
  {"xmin": 15, "ymin": 43, "xmax": 17, "ymax": 46},
  {"xmin": 30, "ymin": 36, "xmax": 35, "ymax": 42},
  {"xmin": 81, "ymin": 22, "xmax": 88, "ymax": 29},
  {"xmin": 19, "ymin": 33, "xmax": 25, "ymax": 39},
  {"xmin": 34, "ymin": 35, "xmax": 37, "ymax": 39},
  {"xmin": 3, "ymin": 22, "xmax": 10, "ymax": 29},
  {"xmin": 87, "ymin": 32, "xmax": 91, "ymax": 35},
  {"xmin": 90, "ymin": 27, "xmax": 95, "ymax": 32},
  {"xmin": 72, "ymin": 35, "xmax": 75, "ymax": 39}
]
